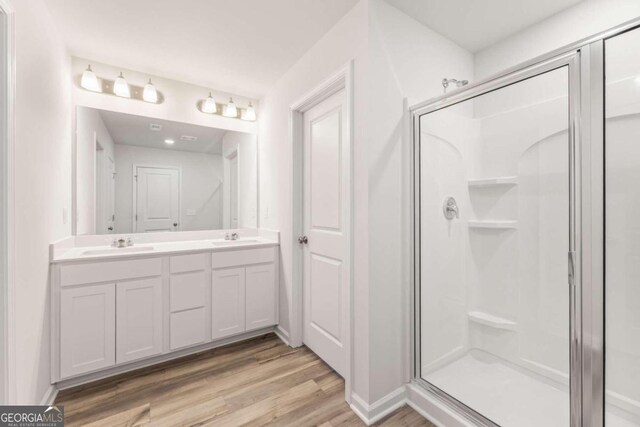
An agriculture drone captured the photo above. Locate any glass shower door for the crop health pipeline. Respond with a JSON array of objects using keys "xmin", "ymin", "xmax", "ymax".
[
  {"xmin": 416, "ymin": 65, "xmax": 574, "ymax": 426},
  {"xmin": 605, "ymin": 26, "xmax": 640, "ymax": 427}
]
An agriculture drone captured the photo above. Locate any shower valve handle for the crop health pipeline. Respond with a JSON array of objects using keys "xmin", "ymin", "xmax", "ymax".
[{"xmin": 443, "ymin": 197, "xmax": 459, "ymax": 220}]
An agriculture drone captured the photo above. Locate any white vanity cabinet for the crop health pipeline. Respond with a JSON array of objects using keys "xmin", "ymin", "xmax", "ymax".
[
  {"xmin": 116, "ymin": 277, "xmax": 163, "ymax": 363},
  {"xmin": 212, "ymin": 268, "xmax": 246, "ymax": 339},
  {"xmin": 211, "ymin": 247, "xmax": 277, "ymax": 339},
  {"xmin": 245, "ymin": 264, "xmax": 277, "ymax": 330},
  {"xmin": 52, "ymin": 243, "xmax": 279, "ymax": 385},
  {"xmin": 60, "ymin": 283, "xmax": 116, "ymax": 378}
]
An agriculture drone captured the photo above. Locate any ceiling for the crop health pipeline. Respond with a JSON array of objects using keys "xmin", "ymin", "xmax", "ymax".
[
  {"xmin": 99, "ymin": 110, "xmax": 228, "ymax": 154},
  {"xmin": 384, "ymin": 0, "xmax": 584, "ymax": 52},
  {"xmin": 45, "ymin": 0, "xmax": 359, "ymax": 98}
]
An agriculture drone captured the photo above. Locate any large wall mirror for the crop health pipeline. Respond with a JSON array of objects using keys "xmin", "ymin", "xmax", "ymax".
[{"xmin": 75, "ymin": 107, "xmax": 257, "ymax": 235}]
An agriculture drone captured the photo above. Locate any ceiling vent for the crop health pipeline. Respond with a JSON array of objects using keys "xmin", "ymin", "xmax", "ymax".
[
  {"xmin": 180, "ymin": 135, "xmax": 198, "ymax": 142},
  {"xmin": 149, "ymin": 123, "xmax": 162, "ymax": 131}
]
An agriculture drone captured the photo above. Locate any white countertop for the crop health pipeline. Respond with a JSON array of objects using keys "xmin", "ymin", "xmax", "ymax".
[{"xmin": 51, "ymin": 237, "xmax": 279, "ymax": 263}]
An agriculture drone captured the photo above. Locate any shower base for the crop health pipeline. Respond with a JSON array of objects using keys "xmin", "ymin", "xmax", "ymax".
[{"xmin": 422, "ymin": 350, "xmax": 639, "ymax": 426}]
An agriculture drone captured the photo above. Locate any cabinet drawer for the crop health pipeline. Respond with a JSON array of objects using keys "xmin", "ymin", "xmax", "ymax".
[
  {"xmin": 211, "ymin": 248, "xmax": 274, "ymax": 269},
  {"xmin": 60, "ymin": 257, "xmax": 161, "ymax": 287},
  {"xmin": 170, "ymin": 308, "xmax": 207, "ymax": 350},
  {"xmin": 170, "ymin": 271, "xmax": 207, "ymax": 312},
  {"xmin": 170, "ymin": 253, "xmax": 206, "ymax": 274}
]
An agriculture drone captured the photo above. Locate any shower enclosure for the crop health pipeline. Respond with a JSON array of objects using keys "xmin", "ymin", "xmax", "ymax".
[{"xmin": 411, "ymin": 21, "xmax": 640, "ymax": 427}]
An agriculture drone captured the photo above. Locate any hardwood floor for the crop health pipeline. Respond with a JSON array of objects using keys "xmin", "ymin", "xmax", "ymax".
[{"xmin": 55, "ymin": 333, "xmax": 434, "ymax": 426}]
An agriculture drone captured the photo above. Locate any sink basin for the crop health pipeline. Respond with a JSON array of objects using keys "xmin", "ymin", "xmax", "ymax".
[
  {"xmin": 82, "ymin": 246, "xmax": 154, "ymax": 256},
  {"xmin": 212, "ymin": 239, "xmax": 260, "ymax": 247}
]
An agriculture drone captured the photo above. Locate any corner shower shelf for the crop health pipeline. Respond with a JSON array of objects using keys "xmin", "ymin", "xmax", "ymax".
[
  {"xmin": 468, "ymin": 220, "xmax": 517, "ymax": 230},
  {"xmin": 468, "ymin": 176, "xmax": 518, "ymax": 188},
  {"xmin": 468, "ymin": 311, "xmax": 517, "ymax": 331}
]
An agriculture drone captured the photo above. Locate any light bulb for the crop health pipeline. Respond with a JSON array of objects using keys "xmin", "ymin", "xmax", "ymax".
[
  {"xmin": 80, "ymin": 65, "xmax": 101, "ymax": 92},
  {"xmin": 113, "ymin": 72, "xmax": 130, "ymax": 98},
  {"xmin": 242, "ymin": 102, "xmax": 257, "ymax": 121},
  {"xmin": 223, "ymin": 98, "xmax": 237, "ymax": 118},
  {"xmin": 202, "ymin": 92, "xmax": 217, "ymax": 114},
  {"xmin": 164, "ymin": 139, "xmax": 175, "ymax": 145},
  {"xmin": 143, "ymin": 79, "xmax": 158, "ymax": 103}
]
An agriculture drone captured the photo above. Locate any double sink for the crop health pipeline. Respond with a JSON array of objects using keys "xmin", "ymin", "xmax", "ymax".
[{"xmin": 81, "ymin": 239, "xmax": 261, "ymax": 256}]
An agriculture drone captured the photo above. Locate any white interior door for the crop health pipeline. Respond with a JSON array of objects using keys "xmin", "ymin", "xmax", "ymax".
[
  {"xmin": 135, "ymin": 166, "xmax": 180, "ymax": 232},
  {"xmin": 302, "ymin": 89, "xmax": 348, "ymax": 377}
]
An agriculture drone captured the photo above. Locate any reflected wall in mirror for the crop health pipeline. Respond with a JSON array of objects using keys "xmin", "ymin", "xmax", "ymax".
[{"xmin": 75, "ymin": 107, "xmax": 257, "ymax": 235}]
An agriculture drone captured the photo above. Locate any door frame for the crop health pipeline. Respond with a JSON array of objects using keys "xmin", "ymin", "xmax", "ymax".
[
  {"xmin": 289, "ymin": 61, "xmax": 354, "ymax": 403},
  {"xmin": 223, "ymin": 147, "xmax": 240, "ymax": 229},
  {"xmin": 0, "ymin": 0, "xmax": 14, "ymax": 405},
  {"xmin": 132, "ymin": 164, "xmax": 182, "ymax": 233}
]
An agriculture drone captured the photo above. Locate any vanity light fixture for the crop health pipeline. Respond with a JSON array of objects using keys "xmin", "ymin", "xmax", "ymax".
[
  {"xmin": 164, "ymin": 138, "xmax": 175, "ymax": 145},
  {"xmin": 202, "ymin": 92, "xmax": 217, "ymax": 114},
  {"xmin": 242, "ymin": 102, "xmax": 257, "ymax": 121},
  {"xmin": 80, "ymin": 65, "xmax": 101, "ymax": 92},
  {"xmin": 223, "ymin": 97, "xmax": 238, "ymax": 118},
  {"xmin": 143, "ymin": 79, "xmax": 158, "ymax": 103},
  {"xmin": 113, "ymin": 72, "xmax": 130, "ymax": 98}
]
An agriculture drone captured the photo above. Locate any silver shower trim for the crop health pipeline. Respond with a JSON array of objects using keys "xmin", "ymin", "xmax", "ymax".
[{"xmin": 412, "ymin": 50, "xmax": 592, "ymax": 426}]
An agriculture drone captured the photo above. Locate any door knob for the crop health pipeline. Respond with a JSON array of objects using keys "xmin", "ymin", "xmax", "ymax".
[
  {"xmin": 107, "ymin": 226, "xmax": 113, "ymax": 231},
  {"xmin": 298, "ymin": 235, "xmax": 308, "ymax": 244}
]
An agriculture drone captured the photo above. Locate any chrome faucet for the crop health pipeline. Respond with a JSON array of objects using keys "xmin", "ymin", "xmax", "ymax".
[
  {"xmin": 225, "ymin": 231, "xmax": 239, "ymax": 241},
  {"xmin": 113, "ymin": 237, "xmax": 134, "ymax": 248}
]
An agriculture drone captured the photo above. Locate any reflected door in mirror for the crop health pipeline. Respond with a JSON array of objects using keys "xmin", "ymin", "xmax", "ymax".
[{"xmin": 135, "ymin": 166, "xmax": 180, "ymax": 232}]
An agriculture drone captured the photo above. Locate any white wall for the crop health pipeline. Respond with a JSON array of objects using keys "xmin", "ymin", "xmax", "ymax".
[
  {"xmin": 368, "ymin": 0, "xmax": 474, "ymax": 402},
  {"xmin": 258, "ymin": 0, "xmax": 372, "ymax": 401},
  {"xmin": 114, "ymin": 144, "xmax": 223, "ymax": 233},
  {"xmin": 12, "ymin": 0, "xmax": 71, "ymax": 403},
  {"xmin": 475, "ymin": 0, "xmax": 640, "ymax": 79},
  {"xmin": 222, "ymin": 131, "xmax": 258, "ymax": 229},
  {"xmin": 75, "ymin": 107, "xmax": 115, "ymax": 235}
]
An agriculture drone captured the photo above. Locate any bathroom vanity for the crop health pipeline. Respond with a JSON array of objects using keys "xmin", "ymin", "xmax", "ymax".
[{"xmin": 49, "ymin": 231, "xmax": 279, "ymax": 387}]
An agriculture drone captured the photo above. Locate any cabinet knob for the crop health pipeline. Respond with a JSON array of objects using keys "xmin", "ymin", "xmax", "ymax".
[{"xmin": 298, "ymin": 236, "xmax": 308, "ymax": 244}]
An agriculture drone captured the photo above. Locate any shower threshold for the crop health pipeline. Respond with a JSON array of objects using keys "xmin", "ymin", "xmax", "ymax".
[{"xmin": 421, "ymin": 349, "xmax": 639, "ymax": 426}]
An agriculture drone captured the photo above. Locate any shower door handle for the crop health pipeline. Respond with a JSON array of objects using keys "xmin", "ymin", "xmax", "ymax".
[{"xmin": 568, "ymin": 251, "xmax": 576, "ymax": 288}]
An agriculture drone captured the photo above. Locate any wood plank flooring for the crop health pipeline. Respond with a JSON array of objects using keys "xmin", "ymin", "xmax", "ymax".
[{"xmin": 55, "ymin": 333, "xmax": 434, "ymax": 426}]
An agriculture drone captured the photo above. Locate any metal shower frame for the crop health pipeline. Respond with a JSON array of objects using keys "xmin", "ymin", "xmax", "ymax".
[{"xmin": 409, "ymin": 17, "xmax": 640, "ymax": 427}]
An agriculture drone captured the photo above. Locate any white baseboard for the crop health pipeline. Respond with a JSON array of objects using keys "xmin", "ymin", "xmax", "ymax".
[
  {"xmin": 274, "ymin": 325, "xmax": 291, "ymax": 346},
  {"xmin": 39, "ymin": 385, "xmax": 58, "ymax": 406},
  {"xmin": 350, "ymin": 387, "xmax": 407, "ymax": 426}
]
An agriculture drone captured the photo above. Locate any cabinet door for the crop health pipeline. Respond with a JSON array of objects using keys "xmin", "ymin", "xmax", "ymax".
[
  {"xmin": 60, "ymin": 284, "xmax": 115, "ymax": 378},
  {"xmin": 116, "ymin": 277, "xmax": 163, "ymax": 363},
  {"xmin": 245, "ymin": 264, "xmax": 276, "ymax": 331},
  {"xmin": 212, "ymin": 268, "xmax": 245, "ymax": 339}
]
